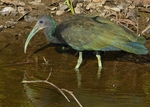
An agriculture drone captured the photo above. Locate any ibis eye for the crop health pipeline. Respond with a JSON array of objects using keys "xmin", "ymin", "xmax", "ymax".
[{"xmin": 39, "ymin": 20, "xmax": 43, "ymax": 23}]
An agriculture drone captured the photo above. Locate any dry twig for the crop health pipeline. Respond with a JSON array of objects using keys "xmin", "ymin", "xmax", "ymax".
[{"xmin": 142, "ymin": 24, "xmax": 150, "ymax": 34}]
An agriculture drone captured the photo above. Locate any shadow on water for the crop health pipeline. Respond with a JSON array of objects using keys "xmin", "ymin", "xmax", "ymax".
[
  {"xmin": 29, "ymin": 42, "xmax": 150, "ymax": 64},
  {"xmin": 26, "ymin": 43, "xmax": 77, "ymax": 60}
]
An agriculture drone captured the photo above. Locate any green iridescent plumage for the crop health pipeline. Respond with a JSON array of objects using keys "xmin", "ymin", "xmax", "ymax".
[{"xmin": 24, "ymin": 14, "xmax": 148, "ymax": 70}]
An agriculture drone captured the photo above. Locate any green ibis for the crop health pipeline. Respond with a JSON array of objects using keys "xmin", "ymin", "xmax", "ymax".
[{"xmin": 24, "ymin": 14, "xmax": 148, "ymax": 70}]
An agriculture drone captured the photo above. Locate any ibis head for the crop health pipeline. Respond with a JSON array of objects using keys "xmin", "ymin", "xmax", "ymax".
[{"xmin": 24, "ymin": 15, "xmax": 56, "ymax": 53}]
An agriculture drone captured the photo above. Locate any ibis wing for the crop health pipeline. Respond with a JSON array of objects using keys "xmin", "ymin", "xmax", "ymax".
[{"xmin": 55, "ymin": 15, "xmax": 145, "ymax": 52}]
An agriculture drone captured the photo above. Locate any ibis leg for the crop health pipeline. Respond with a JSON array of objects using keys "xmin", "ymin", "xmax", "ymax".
[
  {"xmin": 96, "ymin": 52, "xmax": 102, "ymax": 69},
  {"xmin": 96, "ymin": 52, "xmax": 102, "ymax": 78},
  {"xmin": 75, "ymin": 51, "xmax": 83, "ymax": 69},
  {"xmin": 75, "ymin": 69, "xmax": 82, "ymax": 87}
]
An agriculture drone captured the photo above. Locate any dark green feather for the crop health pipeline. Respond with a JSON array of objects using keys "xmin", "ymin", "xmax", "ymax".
[{"xmin": 54, "ymin": 14, "xmax": 148, "ymax": 54}]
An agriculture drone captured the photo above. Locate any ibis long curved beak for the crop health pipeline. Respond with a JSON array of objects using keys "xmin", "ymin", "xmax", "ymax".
[{"xmin": 24, "ymin": 23, "xmax": 43, "ymax": 53}]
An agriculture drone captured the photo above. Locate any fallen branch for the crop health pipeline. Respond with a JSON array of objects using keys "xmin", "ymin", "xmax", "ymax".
[{"xmin": 22, "ymin": 69, "xmax": 83, "ymax": 107}]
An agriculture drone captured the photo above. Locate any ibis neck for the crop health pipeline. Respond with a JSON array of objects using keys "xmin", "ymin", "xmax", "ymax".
[{"xmin": 44, "ymin": 18, "xmax": 61, "ymax": 44}]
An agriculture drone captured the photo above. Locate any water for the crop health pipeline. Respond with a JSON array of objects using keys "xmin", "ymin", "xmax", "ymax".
[
  {"xmin": 0, "ymin": 0, "xmax": 150, "ymax": 106},
  {"xmin": 0, "ymin": 46, "xmax": 150, "ymax": 106}
]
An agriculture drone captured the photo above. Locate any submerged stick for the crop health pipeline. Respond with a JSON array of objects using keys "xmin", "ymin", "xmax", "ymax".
[
  {"xmin": 61, "ymin": 88, "xmax": 83, "ymax": 107},
  {"xmin": 22, "ymin": 69, "xmax": 83, "ymax": 107}
]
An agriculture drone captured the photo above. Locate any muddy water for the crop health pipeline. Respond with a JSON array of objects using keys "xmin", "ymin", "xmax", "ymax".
[
  {"xmin": 0, "ymin": 41, "xmax": 150, "ymax": 107},
  {"xmin": 0, "ymin": 0, "xmax": 150, "ymax": 107}
]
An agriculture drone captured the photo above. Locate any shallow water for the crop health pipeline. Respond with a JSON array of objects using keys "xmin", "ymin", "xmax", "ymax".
[
  {"xmin": 0, "ymin": 0, "xmax": 150, "ymax": 106},
  {"xmin": 0, "ymin": 45, "xmax": 150, "ymax": 107}
]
